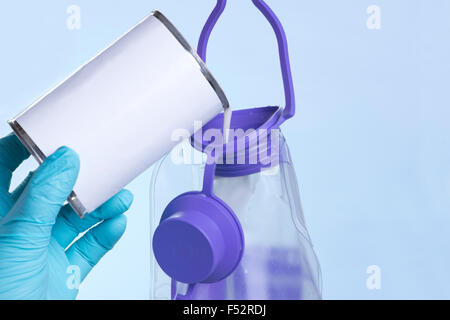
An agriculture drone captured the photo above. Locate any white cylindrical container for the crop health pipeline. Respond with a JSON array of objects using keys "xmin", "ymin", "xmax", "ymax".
[{"xmin": 8, "ymin": 10, "xmax": 229, "ymax": 217}]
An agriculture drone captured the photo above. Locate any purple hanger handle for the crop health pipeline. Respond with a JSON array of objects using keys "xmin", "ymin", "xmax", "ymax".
[
  {"xmin": 197, "ymin": 0, "xmax": 226, "ymax": 63},
  {"xmin": 199, "ymin": 0, "xmax": 295, "ymax": 195},
  {"xmin": 197, "ymin": 0, "xmax": 295, "ymax": 123}
]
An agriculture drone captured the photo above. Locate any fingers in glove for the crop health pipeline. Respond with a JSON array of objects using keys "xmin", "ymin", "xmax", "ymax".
[
  {"xmin": 3, "ymin": 147, "xmax": 79, "ymax": 233},
  {"xmin": 0, "ymin": 133, "xmax": 30, "ymax": 192},
  {"xmin": 52, "ymin": 189, "xmax": 133, "ymax": 249},
  {"xmin": 65, "ymin": 214, "xmax": 127, "ymax": 281},
  {"xmin": 10, "ymin": 171, "xmax": 34, "ymax": 202}
]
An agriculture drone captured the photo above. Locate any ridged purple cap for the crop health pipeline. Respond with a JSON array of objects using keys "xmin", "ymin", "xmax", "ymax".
[{"xmin": 153, "ymin": 192, "xmax": 244, "ymax": 284}]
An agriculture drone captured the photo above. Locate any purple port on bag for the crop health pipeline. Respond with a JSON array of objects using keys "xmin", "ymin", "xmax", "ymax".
[{"xmin": 153, "ymin": 190, "xmax": 244, "ymax": 284}]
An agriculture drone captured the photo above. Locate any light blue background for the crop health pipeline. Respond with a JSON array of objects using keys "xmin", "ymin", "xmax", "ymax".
[{"xmin": 1, "ymin": 0, "xmax": 449, "ymax": 299}]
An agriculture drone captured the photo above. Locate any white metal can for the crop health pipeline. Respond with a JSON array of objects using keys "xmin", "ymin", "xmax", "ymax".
[{"xmin": 8, "ymin": 11, "xmax": 229, "ymax": 217}]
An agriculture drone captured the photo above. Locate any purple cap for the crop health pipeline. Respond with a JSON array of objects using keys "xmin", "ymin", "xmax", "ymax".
[{"xmin": 153, "ymin": 191, "xmax": 244, "ymax": 284}]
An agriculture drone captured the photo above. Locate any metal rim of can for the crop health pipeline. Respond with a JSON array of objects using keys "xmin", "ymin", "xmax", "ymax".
[
  {"xmin": 8, "ymin": 119, "xmax": 88, "ymax": 217},
  {"xmin": 152, "ymin": 10, "xmax": 230, "ymax": 111}
]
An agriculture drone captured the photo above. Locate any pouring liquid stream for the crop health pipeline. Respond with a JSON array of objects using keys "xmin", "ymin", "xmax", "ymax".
[{"xmin": 223, "ymin": 107, "xmax": 232, "ymax": 144}]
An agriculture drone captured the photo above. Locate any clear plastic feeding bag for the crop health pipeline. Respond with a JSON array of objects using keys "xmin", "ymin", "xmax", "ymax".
[
  {"xmin": 149, "ymin": 0, "xmax": 322, "ymax": 300},
  {"xmin": 149, "ymin": 125, "xmax": 322, "ymax": 299}
]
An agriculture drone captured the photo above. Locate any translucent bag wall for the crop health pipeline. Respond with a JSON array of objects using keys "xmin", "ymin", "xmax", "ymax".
[{"xmin": 149, "ymin": 130, "xmax": 322, "ymax": 300}]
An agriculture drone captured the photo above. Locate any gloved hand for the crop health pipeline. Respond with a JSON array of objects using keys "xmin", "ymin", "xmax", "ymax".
[{"xmin": 0, "ymin": 133, "xmax": 133, "ymax": 299}]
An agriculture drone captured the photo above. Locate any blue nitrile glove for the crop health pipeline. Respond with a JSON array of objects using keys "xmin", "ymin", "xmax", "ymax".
[{"xmin": 0, "ymin": 133, "xmax": 133, "ymax": 299}]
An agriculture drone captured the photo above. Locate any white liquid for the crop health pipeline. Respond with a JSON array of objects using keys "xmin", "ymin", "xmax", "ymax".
[{"xmin": 223, "ymin": 107, "xmax": 232, "ymax": 144}]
